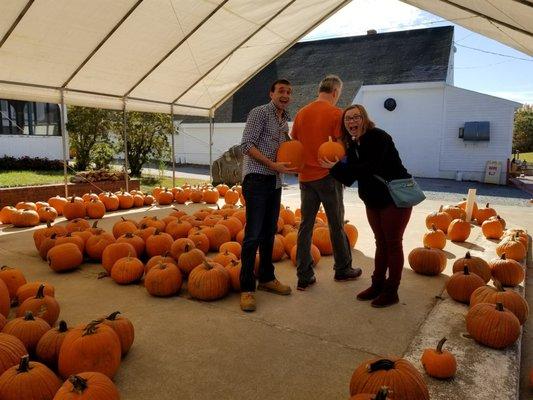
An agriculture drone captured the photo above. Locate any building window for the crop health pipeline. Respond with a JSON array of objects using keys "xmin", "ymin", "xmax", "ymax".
[{"xmin": 0, "ymin": 99, "xmax": 61, "ymax": 136}]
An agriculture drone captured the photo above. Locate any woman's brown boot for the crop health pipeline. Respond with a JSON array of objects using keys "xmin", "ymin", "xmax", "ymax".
[
  {"xmin": 356, "ymin": 278, "xmax": 383, "ymax": 301},
  {"xmin": 370, "ymin": 282, "xmax": 399, "ymax": 307}
]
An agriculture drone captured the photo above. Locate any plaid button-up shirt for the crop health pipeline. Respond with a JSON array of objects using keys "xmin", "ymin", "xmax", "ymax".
[{"xmin": 241, "ymin": 101, "xmax": 290, "ymax": 189}]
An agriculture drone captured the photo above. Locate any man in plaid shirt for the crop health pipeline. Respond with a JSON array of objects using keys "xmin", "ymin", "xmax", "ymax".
[{"xmin": 239, "ymin": 79, "xmax": 295, "ymax": 312}]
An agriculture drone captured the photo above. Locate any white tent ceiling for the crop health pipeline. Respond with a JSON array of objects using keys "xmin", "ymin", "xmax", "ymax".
[{"xmin": 0, "ymin": 0, "xmax": 531, "ymax": 117}]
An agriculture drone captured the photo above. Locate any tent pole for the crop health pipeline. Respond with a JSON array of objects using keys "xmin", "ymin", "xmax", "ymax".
[
  {"xmin": 122, "ymin": 99, "xmax": 129, "ymax": 192},
  {"xmin": 59, "ymin": 89, "xmax": 68, "ymax": 198},
  {"xmin": 171, "ymin": 105, "xmax": 176, "ymax": 188},
  {"xmin": 209, "ymin": 109, "xmax": 214, "ymax": 182}
]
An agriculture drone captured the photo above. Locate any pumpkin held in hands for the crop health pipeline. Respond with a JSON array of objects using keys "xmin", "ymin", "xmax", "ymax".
[
  {"xmin": 318, "ymin": 136, "xmax": 345, "ymax": 162},
  {"xmin": 277, "ymin": 140, "xmax": 305, "ymax": 171}
]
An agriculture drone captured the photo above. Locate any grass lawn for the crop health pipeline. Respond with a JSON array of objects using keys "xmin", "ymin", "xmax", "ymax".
[
  {"xmin": 516, "ymin": 152, "xmax": 533, "ymax": 162},
  {"xmin": 0, "ymin": 170, "xmax": 207, "ymax": 193}
]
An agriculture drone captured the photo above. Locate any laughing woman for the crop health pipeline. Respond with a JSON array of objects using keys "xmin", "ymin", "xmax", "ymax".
[{"xmin": 319, "ymin": 104, "xmax": 413, "ymax": 308}]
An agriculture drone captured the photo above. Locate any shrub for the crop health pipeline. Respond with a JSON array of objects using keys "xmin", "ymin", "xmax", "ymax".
[
  {"xmin": 0, "ymin": 156, "xmax": 63, "ymax": 171},
  {"xmin": 90, "ymin": 142, "xmax": 115, "ymax": 170}
]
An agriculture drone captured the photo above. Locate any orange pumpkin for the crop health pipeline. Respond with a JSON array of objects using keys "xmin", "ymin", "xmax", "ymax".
[
  {"xmin": 110, "ymin": 256, "xmax": 144, "ymax": 284},
  {"xmin": 481, "ymin": 216, "xmax": 504, "ymax": 239},
  {"xmin": 86, "ymin": 199, "xmax": 106, "ymax": 219},
  {"xmin": 188, "ymin": 261, "xmax": 230, "ymax": 301},
  {"xmin": 224, "ymin": 189, "xmax": 240, "ymax": 205},
  {"xmin": 474, "ymin": 203, "xmax": 496, "ymax": 225},
  {"xmin": 0, "ymin": 266, "xmax": 26, "ymax": 301},
  {"xmin": 145, "ymin": 263, "xmax": 183, "ymax": 297},
  {"xmin": 15, "ymin": 282, "xmax": 55, "ymax": 305},
  {"xmin": 177, "ymin": 245, "xmax": 206, "ymax": 276},
  {"xmin": 53, "ymin": 372, "xmax": 120, "ymax": 400},
  {"xmin": 11, "ymin": 209, "xmax": 40, "ymax": 227},
  {"xmin": 344, "ymin": 221, "xmax": 358, "ymax": 248},
  {"xmin": 470, "ymin": 280, "xmax": 528, "ymax": 325},
  {"xmin": 2, "ymin": 311, "xmax": 50, "ymax": 354},
  {"xmin": 47, "ymin": 243, "xmax": 83, "ymax": 273},
  {"xmin": 318, "ymin": 136, "xmax": 345, "ymax": 162},
  {"xmin": 102, "ymin": 242, "xmax": 137, "ymax": 273},
  {"xmin": 85, "ymin": 231, "xmax": 116, "ymax": 261},
  {"xmin": 0, "ymin": 206, "xmax": 17, "ymax": 224},
  {"xmin": 408, "ymin": 247, "xmax": 446, "ymax": 276},
  {"xmin": 441, "ymin": 205, "xmax": 466, "ymax": 221},
  {"xmin": 16, "ymin": 284, "xmax": 60, "ymax": 326},
  {"xmin": 312, "ymin": 227, "xmax": 333, "ymax": 255},
  {"xmin": 145, "ymin": 254, "xmax": 177, "ymax": 275},
  {"xmin": 62, "ymin": 197, "xmax": 86, "ymax": 220},
  {"xmin": 47, "ymin": 196, "xmax": 68, "ymax": 215},
  {"xmin": 35, "ymin": 320, "xmax": 70, "ymax": 369},
  {"xmin": 423, "ymin": 224, "xmax": 446, "ymax": 249},
  {"xmin": 290, "ymin": 244, "xmax": 321, "ymax": 266},
  {"xmin": 219, "ymin": 241, "xmax": 242, "ymax": 258},
  {"xmin": 277, "ymin": 140, "xmax": 305, "ymax": 171},
  {"xmin": 15, "ymin": 201, "xmax": 37, "ymax": 211},
  {"xmin": 445, "ymin": 266, "xmax": 484, "ymax": 304},
  {"xmin": 0, "ymin": 333, "xmax": 27, "ymax": 376},
  {"xmin": 496, "ymin": 235, "xmax": 526, "ymax": 262},
  {"xmin": 37, "ymin": 206, "xmax": 58, "ymax": 223},
  {"xmin": 65, "ymin": 218, "xmax": 90, "ymax": 233},
  {"xmin": 466, "ymin": 302, "xmax": 520, "ymax": 349},
  {"xmin": 447, "ymin": 218, "xmax": 471, "ymax": 242},
  {"xmin": 489, "ymin": 253, "xmax": 525, "ymax": 287},
  {"xmin": 157, "ymin": 188, "xmax": 174, "ymax": 205},
  {"xmin": 452, "ymin": 251, "xmax": 491, "ymax": 283},
  {"xmin": 102, "ymin": 311, "xmax": 135, "ymax": 357},
  {"xmin": 425, "ymin": 206, "xmax": 452, "ymax": 233},
  {"xmin": 420, "ymin": 337, "xmax": 456, "ymax": 379}
]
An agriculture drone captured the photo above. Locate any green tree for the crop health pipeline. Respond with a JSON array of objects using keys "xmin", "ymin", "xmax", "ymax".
[
  {"xmin": 112, "ymin": 111, "xmax": 171, "ymax": 177},
  {"xmin": 513, "ymin": 104, "xmax": 533, "ymax": 153},
  {"xmin": 66, "ymin": 106, "xmax": 115, "ymax": 171}
]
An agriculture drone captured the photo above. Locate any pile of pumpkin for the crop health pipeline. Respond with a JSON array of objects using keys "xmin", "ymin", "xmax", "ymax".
[
  {"xmin": 32, "ymin": 190, "xmax": 358, "ymax": 301},
  {"xmin": 0, "ymin": 266, "xmax": 134, "ymax": 399},
  {"xmin": 407, "ymin": 199, "xmax": 528, "ymax": 353},
  {"xmin": 0, "ymin": 189, "xmax": 156, "ymax": 228}
]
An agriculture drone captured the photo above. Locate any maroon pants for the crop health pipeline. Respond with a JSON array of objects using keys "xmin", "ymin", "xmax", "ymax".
[{"xmin": 365, "ymin": 204, "xmax": 412, "ymax": 289}]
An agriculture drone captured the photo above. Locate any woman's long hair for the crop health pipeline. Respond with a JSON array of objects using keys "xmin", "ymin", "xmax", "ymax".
[{"xmin": 341, "ymin": 104, "xmax": 375, "ymax": 148}]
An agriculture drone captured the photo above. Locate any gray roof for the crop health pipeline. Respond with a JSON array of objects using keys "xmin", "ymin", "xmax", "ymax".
[{"xmin": 185, "ymin": 26, "xmax": 453, "ymax": 123}]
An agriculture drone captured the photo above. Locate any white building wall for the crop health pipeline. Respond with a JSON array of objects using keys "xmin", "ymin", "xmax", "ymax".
[
  {"xmin": 440, "ymin": 85, "xmax": 519, "ymax": 184},
  {"xmin": 353, "ymin": 82, "xmax": 445, "ymax": 179},
  {"xmin": 0, "ymin": 135, "xmax": 63, "ymax": 159}
]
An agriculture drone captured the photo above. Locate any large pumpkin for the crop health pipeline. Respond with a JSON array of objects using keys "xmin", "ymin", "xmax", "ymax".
[
  {"xmin": 496, "ymin": 235, "xmax": 526, "ymax": 262},
  {"xmin": 47, "ymin": 243, "xmax": 83, "ymax": 273},
  {"xmin": 445, "ymin": 266, "xmax": 484, "ymax": 304},
  {"xmin": 312, "ymin": 227, "xmax": 333, "ymax": 255},
  {"xmin": 452, "ymin": 251, "xmax": 491, "ymax": 283},
  {"xmin": 470, "ymin": 280, "xmax": 528, "ymax": 325},
  {"xmin": 188, "ymin": 261, "xmax": 230, "ymax": 301},
  {"xmin": 481, "ymin": 216, "xmax": 504, "ymax": 239},
  {"xmin": 35, "ymin": 321, "xmax": 70, "ymax": 369},
  {"xmin": 290, "ymin": 244, "xmax": 321, "ymax": 266},
  {"xmin": 16, "ymin": 282, "xmax": 55, "ymax": 305},
  {"xmin": 408, "ymin": 247, "xmax": 446, "ymax": 276},
  {"xmin": 474, "ymin": 203, "xmax": 496, "ymax": 225},
  {"xmin": 318, "ymin": 136, "xmax": 345, "ymax": 162},
  {"xmin": 17, "ymin": 284, "xmax": 60, "ymax": 327},
  {"xmin": 466, "ymin": 302, "xmax": 520, "ymax": 349},
  {"xmin": 350, "ymin": 357, "xmax": 429, "ymax": 399},
  {"xmin": 277, "ymin": 140, "xmax": 305, "ymax": 171},
  {"xmin": 489, "ymin": 254, "xmax": 525, "ymax": 287},
  {"xmin": 58, "ymin": 320, "xmax": 121, "ymax": 379},
  {"xmin": 102, "ymin": 311, "xmax": 135, "ymax": 357},
  {"xmin": 101, "ymin": 242, "xmax": 137, "ymax": 273},
  {"xmin": 2, "ymin": 311, "xmax": 51, "ymax": 354},
  {"xmin": 350, "ymin": 387, "xmax": 391, "ymax": 400},
  {"xmin": 85, "ymin": 231, "xmax": 116, "ymax": 261},
  {"xmin": 62, "ymin": 197, "xmax": 86, "ymax": 220},
  {"xmin": 0, "ymin": 333, "xmax": 27, "ymax": 376},
  {"xmin": 54, "ymin": 372, "xmax": 120, "ymax": 400},
  {"xmin": 441, "ymin": 205, "xmax": 466, "ymax": 221},
  {"xmin": 0, "ymin": 355, "xmax": 61, "ymax": 400},
  {"xmin": 0, "ymin": 266, "xmax": 26, "ymax": 301},
  {"xmin": 11, "ymin": 209, "xmax": 40, "ymax": 227},
  {"xmin": 145, "ymin": 263, "xmax": 183, "ymax": 297},
  {"xmin": 110, "ymin": 256, "xmax": 144, "ymax": 285},
  {"xmin": 420, "ymin": 337, "xmax": 456, "ymax": 379}
]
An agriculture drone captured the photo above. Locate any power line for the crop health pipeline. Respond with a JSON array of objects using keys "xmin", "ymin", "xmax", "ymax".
[{"xmin": 454, "ymin": 43, "xmax": 533, "ymax": 61}]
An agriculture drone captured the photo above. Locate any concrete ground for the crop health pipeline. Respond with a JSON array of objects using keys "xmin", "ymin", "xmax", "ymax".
[{"xmin": 0, "ymin": 190, "xmax": 531, "ymax": 399}]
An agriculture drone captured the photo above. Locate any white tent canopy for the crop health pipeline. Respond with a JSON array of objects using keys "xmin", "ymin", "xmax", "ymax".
[
  {"xmin": 0, "ymin": 0, "xmax": 531, "ymax": 117},
  {"xmin": 402, "ymin": 0, "xmax": 533, "ymax": 57}
]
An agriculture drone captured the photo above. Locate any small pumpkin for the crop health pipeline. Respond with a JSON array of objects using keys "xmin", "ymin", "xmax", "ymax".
[
  {"xmin": 53, "ymin": 372, "xmax": 120, "ymax": 400},
  {"xmin": 0, "ymin": 280, "xmax": 9, "ymax": 318},
  {"xmin": 452, "ymin": 251, "xmax": 491, "ymax": 283},
  {"xmin": 0, "ymin": 206, "xmax": 17, "ymax": 224},
  {"xmin": 102, "ymin": 311, "xmax": 135, "ymax": 357},
  {"xmin": 489, "ymin": 253, "xmax": 525, "ymax": 287},
  {"xmin": 0, "ymin": 266, "xmax": 27, "ymax": 301},
  {"xmin": 496, "ymin": 235, "xmax": 526, "ymax": 262},
  {"xmin": 0, "ymin": 333, "xmax": 27, "ymax": 376},
  {"xmin": 408, "ymin": 247, "xmax": 446, "ymax": 276},
  {"xmin": 2, "ymin": 311, "xmax": 51, "ymax": 354},
  {"xmin": 145, "ymin": 263, "xmax": 183, "ymax": 297},
  {"xmin": 110, "ymin": 256, "xmax": 144, "ymax": 285},
  {"xmin": 112, "ymin": 217, "xmax": 138, "ymax": 238},
  {"xmin": 420, "ymin": 337, "xmax": 456, "ymax": 379},
  {"xmin": 422, "ymin": 224, "xmax": 446, "ymax": 249},
  {"xmin": 466, "ymin": 302, "xmax": 520, "ymax": 349},
  {"xmin": 65, "ymin": 218, "xmax": 90, "ymax": 233},
  {"xmin": 224, "ymin": 189, "xmax": 240, "ymax": 205},
  {"xmin": 144, "ymin": 254, "xmax": 177, "ymax": 275},
  {"xmin": 318, "ymin": 136, "xmax": 345, "ymax": 162},
  {"xmin": 11, "ymin": 209, "xmax": 40, "ymax": 227},
  {"xmin": 447, "ymin": 218, "xmax": 471, "ymax": 242},
  {"xmin": 145, "ymin": 229, "xmax": 174, "ymax": 258},
  {"xmin": 37, "ymin": 206, "xmax": 58, "ymax": 223},
  {"xmin": 48, "ymin": 196, "xmax": 68, "ymax": 215},
  {"xmin": 85, "ymin": 231, "xmax": 116, "ymax": 261},
  {"xmin": 470, "ymin": 280, "xmax": 528, "ymax": 325},
  {"xmin": 17, "ymin": 284, "xmax": 60, "ymax": 326},
  {"xmin": 86, "ymin": 199, "xmax": 106, "ymax": 219},
  {"xmin": 474, "ymin": 203, "xmax": 496, "ymax": 225},
  {"xmin": 445, "ymin": 266, "xmax": 484, "ymax": 304},
  {"xmin": 0, "ymin": 355, "xmax": 61, "ymax": 400},
  {"xmin": 219, "ymin": 241, "xmax": 242, "ymax": 258},
  {"xmin": 481, "ymin": 216, "xmax": 504, "ymax": 239},
  {"xmin": 177, "ymin": 245, "xmax": 206, "ymax": 276},
  {"xmin": 225, "ymin": 260, "xmax": 241, "ymax": 292},
  {"xmin": 165, "ymin": 219, "xmax": 193, "ymax": 240},
  {"xmin": 62, "ymin": 197, "xmax": 86, "ymax": 220},
  {"xmin": 35, "ymin": 320, "xmax": 70, "ymax": 369},
  {"xmin": 442, "ymin": 205, "xmax": 466, "ymax": 221},
  {"xmin": 425, "ymin": 206, "xmax": 452, "ymax": 233}
]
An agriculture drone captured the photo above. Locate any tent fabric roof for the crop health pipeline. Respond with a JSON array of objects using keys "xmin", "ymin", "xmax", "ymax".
[
  {"xmin": 0, "ymin": 0, "xmax": 351, "ymax": 117},
  {"xmin": 401, "ymin": 0, "xmax": 533, "ymax": 56},
  {"xmin": 0, "ymin": 1, "xmax": 531, "ymax": 117}
]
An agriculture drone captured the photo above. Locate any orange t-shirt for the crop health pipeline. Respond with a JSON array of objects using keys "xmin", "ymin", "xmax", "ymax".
[{"xmin": 291, "ymin": 100, "xmax": 343, "ymax": 182}]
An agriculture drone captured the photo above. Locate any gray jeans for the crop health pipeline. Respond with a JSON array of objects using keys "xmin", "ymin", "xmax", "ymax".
[{"xmin": 296, "ymin": 175, "xmax": 352, "ymax": 281}]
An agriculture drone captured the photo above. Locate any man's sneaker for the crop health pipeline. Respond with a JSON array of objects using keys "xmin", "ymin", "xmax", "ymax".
[
  {"xmin": 334, "ymin": 267, "xmax": 362, "ymax": 282},
  {"xmin": 240, "ymin": 292, "xmax": 256, "ymax": 312},
  {"xmin": 257, "ymin": 279, "xmax": 292, "ymax": 295},
  {"xmin": 296, "ymin": 276, "xmax": 317, "ymax": 291}
]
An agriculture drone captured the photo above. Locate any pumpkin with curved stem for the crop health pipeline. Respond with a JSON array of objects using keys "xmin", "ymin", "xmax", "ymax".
[
  {"xmin": 0, "ymin": 355, "xmax": 61, "ymax": 400},
  {"xmin": 350, "ymin": 357, "xmax": 429, "ymax": 399},
  {"xmin": 466, "ymin": 302, "xmax": 520, "ymax": 349},
  {"xmin": 145, "ymin": 263, "xmax": 183, "ymax": 297},
  {"xmin": 312, "ymin": 227, "xmax": 333, "ymax": 255},
  {"xmin": 17, "ymin": 284, "xmax": 60, "ymax": 327},
  {"xmin": 447, "ymin": 218, "xmax": 471, "ymax": 242},
  {"xmin": 58, "ymin": 320, "xmax": 121, "ymax": 379},
  {"xmin": 188, "ymin": 261, "xmax": 230, "ymax": 301},
  {"xmin": 420, "ymin": 337, "xmax": 456, "ymax": 379},
  {"xmin": 290, "ymin": 244, "xmax": 321, "ymax": 266},
  {"xmin": 112, "ymin": 217, "xmax": 137, "ymax": 238},
  {"xmin": 474, "ymin": 203, "xmax": 497, "ymax": 225},
  {"xmin": 110, "ymin": 256, "xmax": 144, "ymax": 285},
  {"xmin": 37, "ymin": 206, "xmax": 58, "ymax": 223},
  {"xmin": 470, "ymin": 280, "xmax": 528, "ymax": 325},
  {"xmin": 408, "ymin": 247, "xmax": 446, "ymax": 276},
  {"xmin": 489, "ymin": 254, "xmax": 525, "ymax": 287},
  {"xmin": 318, "ymin": 136, "xmax": 345, "ymax": 162},
  {"xmin": 422, "ymin": 224, "xmax": 446, "ymax": 249},
  {"xmin": 445, "ymin": 266, "xmax": 484, "ymax": 304},
  {"xmin": 219, "ymin": 241, "xmax": 242, "ymax": 258},
  {"xmin": 442, "ymin": 205, "xmax": 466, "ymax": 221},
  {"xmin": 102, "ymin": 311, "xmax": 135, "ymax": 357},
  {"xmin": 0, "ymin": 266, "xmax": 26, "ymax": 301},
  {"xmin": 425, "ymin": 205, "xmax": 452, "ymax": 233},
  {"xmin": 47, "ymin": 243, "xmax": 83, "ymax": 273},
  {"xmin": 11, "ymin": 209, "xmax": 40, "ymax": 227},
  {"xmin": 452, "ymin": 251, "xmax": 491, "ymax": 283},
  {"xmin": 3, "ymin": 311, "xmax": 50, "ymax": 354},
  {"xmin": 35, "ymin": 320, "xmax": 70, "ymax": 369},
  {"xmin": 16, "ymin": 282, "xmax": 55, "ymax": 305},
  {"xmin": 496, "ymin": 236, "xmax": 526, "ymax": 262},
  {"xmin": 54, "ymin": 372, "xmax": 120, "ymax": 400}
]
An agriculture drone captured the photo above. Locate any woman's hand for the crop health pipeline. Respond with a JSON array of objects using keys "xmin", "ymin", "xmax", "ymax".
[{"xmin": 318, "ymin": 157, "xmax": 339, "ymax": 169}]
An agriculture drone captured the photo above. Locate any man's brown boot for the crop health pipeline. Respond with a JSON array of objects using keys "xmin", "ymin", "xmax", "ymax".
[
  {"xmin": 240, "ymin": 292, "xmax": 256, "ymax": 312},
  {"xmin": 257, "ymin": 279, "xmax": 291, "ymax": 295}
]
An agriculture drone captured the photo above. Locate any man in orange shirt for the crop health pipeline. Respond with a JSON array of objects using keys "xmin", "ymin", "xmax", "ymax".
[{"xmin": 291, "ymin": 75, "xmax": 362, "ymax": 290}]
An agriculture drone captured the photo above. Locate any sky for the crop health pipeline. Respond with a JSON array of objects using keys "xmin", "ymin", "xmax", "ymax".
[{"xmin": 302, "ymin": 0, "xmax": 533, "ymax": 105}]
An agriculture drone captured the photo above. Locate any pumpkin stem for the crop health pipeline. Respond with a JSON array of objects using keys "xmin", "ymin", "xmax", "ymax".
[
  {"xmin": 69, "ymin": 375, "xmax": 88, "ymax": 394},
  {"xmin": 463, "ymin": 265, "xmax": 470, "ymax": 275},
  {"xmin": 203, "ymin": 260, "xmax": 213, "ymax": 270},
  {"xmin": 23, "ymin": 311, "xmax": 35, "ymax": 321},
  {"xmin": 375, "ymin": 387, "xmax": 390, "ymax": 400},
  {"xmin": 436, "ymin": 337, "xmax": 447, "ymax": 353},
  {"xmin": 367, "ymin": 359, "xmax": 395, "ymax": 372},
  {"xmin": 106, "ymin": 311, "xmax": 121, "ymax": 321},
  {"xmin": 83, "ymin": 319, "xmax": 103, "ymax": 336},
  {"xmin": 58, "ymin": 320, "xmax": 68, "ymax": 332},
  {"xmin": 46, "ymin": 221, "xmax": 52, "ymax": 228},
  {"xmin": 1, "ymin": 265, "xmax": 11, "ymax": 271},
  {"xmin": 35, "ymin": 284, "xmax": 46, "ymax": 299},
  {"xmin": 493, "ymin": 279, "xmax": 505, "ymax": 292},
  {"xmin": 500, "ymin": 253, "xmax": 507, "ymax": 260},
  {"xmin": 17, "ymin": 355, "xmax": 30, "ymax": 373},
  {"xmin": 485, "ymin": 203, "xmax": 489, "ymax": 208},
  {"xmin": 431, "ymin": 224, "xmax": 437, "ymax": 232},
  {"xmin": 438, "ymin": 205, "xmax": 443, "ymax": 212},
  {"xmin": 92, "ymin": 220, "xmax": 99, "ymax": 229},
  {"xmin": 495, "ymin": 302, "xmax": 505, "ymax": 312},
  {"xmin": 465, "ymin": 251, "xmax": 471, "ymax": 259},
  {"xmin": 184, "ymin": 244, "xmax": 190, "ymax": 252}
]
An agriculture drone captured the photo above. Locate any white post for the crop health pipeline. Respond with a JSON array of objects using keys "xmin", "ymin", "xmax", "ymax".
[
  {"xmin": 209, "ymin": 109, "xmax": 214, "ymax": 182},
  {"xmin": 122, "ymin": 99, "xmax": 129, "ymax": 192},
  {"xmin": 59, "ymin": 90, "xmax": 69, "ymax": 198},
  {"xmin": 465, "ymin": 188, "xmax": 477, "ymax": 222},
  {"xmin": 171, "ymin": 105, "xmax": 176, "ymax": 188}
]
